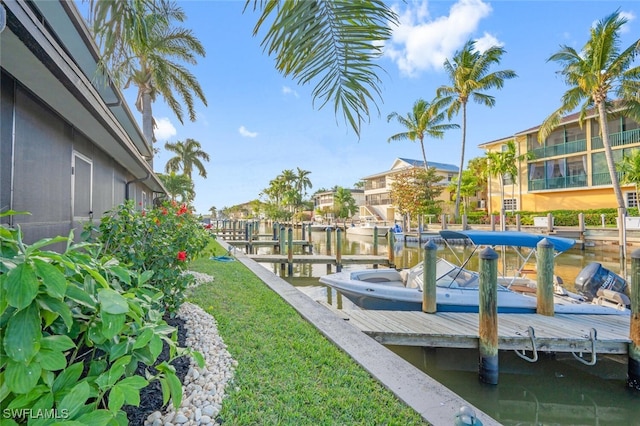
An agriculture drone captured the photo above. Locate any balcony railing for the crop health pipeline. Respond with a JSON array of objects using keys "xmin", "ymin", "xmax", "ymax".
[
  {"xmin": 527, "ymin": 175, "xmax": 587, "ymax": 191},
  {"xmin": 591, "ymin": 128, "xmax": 640, "ymax": 150},
  {"xmin": 591, "ymin": 171, "xmax": 625, "ymax": 186},
  {"xmin": 530, "ymin": 139, "xmax": 586, "ymax": 159}
]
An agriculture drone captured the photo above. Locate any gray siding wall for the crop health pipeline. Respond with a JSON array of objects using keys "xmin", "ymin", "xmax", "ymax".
[{"xmin": 1, "ymin": 71, "xmax": 157, "ymax": 245}]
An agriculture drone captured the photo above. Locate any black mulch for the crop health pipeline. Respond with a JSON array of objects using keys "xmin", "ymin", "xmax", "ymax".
[{"xmin": 124, "ymin": 315, "xmax": 191, "ymax": 425}]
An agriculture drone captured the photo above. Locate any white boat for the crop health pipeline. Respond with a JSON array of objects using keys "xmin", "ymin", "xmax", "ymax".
[
  {"xmin": 319, "ymin": 230, "xmax": 630, "ymax": 315},
  {"xmin": 346, "ymin": 217, "xmax": 390, "ymax": 238}
]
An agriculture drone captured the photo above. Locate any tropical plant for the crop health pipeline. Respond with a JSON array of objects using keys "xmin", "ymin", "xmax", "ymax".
[
  {"xmin": 387, "ymin": 98, "xmax": 459, "ymax": 169},
  {"xmin": 164, "ymin": 138, "xmax": 211, "ymax": 179},
  {"xmin": 447, "ymin": 169, "xmax": 483, "ymax": 216},
  {"xmin": 332, "ymin": 187, "xmax": 357, "ymax": 223},
  {"xmin": 485, "ymin": 140, "xmax": 533, "ymax": 216},
  {"xmin": 89, "ymin": 1, "xmax": 207, "ymax": 146},
  {"xmin": 158, "ymin": 171, "xmax": 195, "ymax": 203},
  {"xmin": 248, "ymin": 0, "xmax": 398, "ymax": 137},
  {"xmin": 437, "ymin": 40, "xmax": 517, "ymax": 219},
  {"xmin": 618, "ymin": 149, "xmax": 640, "ymax": 215},
  {"xmin": 390, "ymin": 168, "xmax": 444, "ymax": 219},
  {"xmin": 0, "ymin": 210, "xmax": 202, "ymax": 424},
  {"xmin": 94, "ymin": 200, "xmax": 211, "ymax": 313},
  {"xmin": 539, "ymin": 10, "xmax": 640, "ymax": 211}
]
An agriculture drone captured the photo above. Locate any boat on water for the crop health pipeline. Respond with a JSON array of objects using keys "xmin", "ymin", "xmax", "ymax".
[
  {"xmin": 345, "ymin": 216, "xmax": 390, "ymax": 238},
  {"xmin": 319, "ymin": 230, "xmax": 630, "ymax": 315}
]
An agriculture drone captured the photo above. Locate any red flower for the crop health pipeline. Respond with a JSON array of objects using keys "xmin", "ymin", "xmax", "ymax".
[
  {"xmin": 161, "ymin": 207, "xmax": 168, "ymax": 215},
  {"xmin": 177, "ymin": 251, "xmax": 187, "ymax": 262},
  {"xmin": 141, "ymin": 210, "xmax": 146, "ymax": 217},
  {"xmin": 204, "ymin": 223, "xmax": 213, "ymax": 229},
  {"xmin": 177, "ymin": 204, "xmax": 188, "ymax": 216}
]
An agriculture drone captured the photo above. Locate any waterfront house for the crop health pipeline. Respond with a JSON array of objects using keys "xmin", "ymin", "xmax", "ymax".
[
  {"xmin": 312, "ymin": 188, "xmax": 365, "ymax": 222},
  {"xmin": 479, "ymin": 107, "xmax": 640, "ymax": 214},
  {"xmin": 1, "ymin": 0, "xmax": 166, "ymax": 244},
  {"xmin": 359, "ymin": 158, "xmax": 459, "ymax": 223}
]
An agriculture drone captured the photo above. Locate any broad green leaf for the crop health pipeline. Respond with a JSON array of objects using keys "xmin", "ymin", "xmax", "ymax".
[
  {"xmin": 35, "ymin": 349, "xmax": 67, "ymax": 371},
  {"xmin": 138, "ymin": 270, "xmax": 154, "ymax": 286},
  {"xmin": 65, "ymin": 284, "xmax": 96, "ymax": 308},
  {"xmin": 5, "ymin": 263, "xmax": 39, "ymax": 309},
  {"xmin": 76, "ymin": 410, "xmax": 114, "ymax": 426},
  {"xmin": 33, "ymin": 258, "xmax": 68, "ymax": 298},
  {"xmin": 97, "ymin": 289, "xmax": 128, "ymax": 314},
  {"xmin": 4, "ymin": 302, "xmax": 41, "ymax": 362},
  {"xmin": 165, "ymin": 371, "xmax": 183, "ymax": 408},
  {"xmin": 58, "ymin": 381, "xmax": 90, "ymax": 419},
  {"xmin": 52, "ymin": 362, "xmax": 83, "ymax": 394},
  {"xmin": 109, "ymin": 340, "xmax": 128, "ymax": 361},
  {"xmin": 107, "ymin": 385, "xmax": 125, "ymax": 412},
  {"xmin": 79, "ymin": 264, "xmax": 109, "ymax": 288},
  {"xmin": 95, "ymin": 356, "xmax": 131, "ymax": 389},
  {"xmin": 5, "ymin": 359, "xmax": 42, "ymax": 394},
  {"xmin": 101, "ymin": 312, "xmax": 125, "ymax": 339},
  {"xmin": 107, "ymin": 265, "xmax": 131, "ymax": 286},
  {"xmin": 6, "ymin": 384, "xmax": 47, "ymax": 408},
  {"xmin": 37, "ymin": 295, "xmax": 73, "ymax": 331},
  {"xmin": 148, "ymin": 335, "xmax": 163, "ymax": 360},
  {"xmin": 132, "ymin": 328, "xmax": 153, "ymax": 349},
  {"xmin": 40, "ymin": 335, "xmax": 75, "ymax": 352}
]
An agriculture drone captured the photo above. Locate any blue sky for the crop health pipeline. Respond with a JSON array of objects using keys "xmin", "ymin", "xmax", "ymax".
[{"xmin": 80, "ymin": 1, "xmax": 640, "ymax": 214}]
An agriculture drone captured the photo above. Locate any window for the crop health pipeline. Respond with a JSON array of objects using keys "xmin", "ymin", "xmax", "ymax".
[
  {"xmin": 626, "ymin": 192, "xmax": 638, "ymax": 210},
  {"xmin": 503, "ymin": 198, "xmax": 517, "ymax": 211},
  {"xmin": 503, "ymin": 172, "xmax": 514, "ymax": 185},
  {"xmin": 72, "ymin": 152, "xmax": 93, "ymax": 220}
]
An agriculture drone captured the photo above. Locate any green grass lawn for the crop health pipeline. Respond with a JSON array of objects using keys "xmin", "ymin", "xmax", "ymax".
[{"xmin": 187, "ymin": 241, "xmax": 428, "ymax": 425}]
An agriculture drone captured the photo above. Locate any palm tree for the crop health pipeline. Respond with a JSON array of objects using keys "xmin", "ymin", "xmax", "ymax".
[
  {"xmin": 294, "ymin": 167, "xmax": 313, "ymax": 199},
  {"xmin": 539, "ymin": 10, "xmax": 640, "ymax": 212},
  {"xmin": 387, "ymin": 98, "xmax": 459, "ymax": 169},
  {"xmin": 157, "ymin": 172, "xmax": 194, "ymax": 203},
  {"xmin": 437, "ymin": 40, "xmax": 517, "ymax": 219},
  {"xmin": 164, "ymin": 138, "xmax": 210, "ymax": 178},
  {"xmin": 618, "ymin": 149, "xmax": 640, "ymax": 215},
  {"xmin": 90, "ymin": 1, "xmax": 207, "ymax": 147},
  {"xmin": 485, "ymin": 140, "xmax": 531, "ymax": 221},
  {"xmin": 333, "ymin": 187, "xmax": 357, "ymax": 227}
]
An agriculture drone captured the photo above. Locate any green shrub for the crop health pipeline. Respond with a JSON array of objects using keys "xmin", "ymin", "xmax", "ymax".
[
  {"xmin": 92, "ymin": 200, "xmax": 211, "ymax": 314},
  {"xmin": 0, "ymin": 211, "xmax": 202, "ymax": 425}
]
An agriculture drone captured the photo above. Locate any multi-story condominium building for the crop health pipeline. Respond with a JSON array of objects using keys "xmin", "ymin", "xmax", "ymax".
[
  {"xmin": 312, "ymin": 189, "xmax": 365, "ymax": 221},
  {"xmin": 479, "ymin": 108, "xmax": 640, "ymax": 214},
  {"xmin": 360, "ymin": 158, "xmax": 459, "ymax": 222}
]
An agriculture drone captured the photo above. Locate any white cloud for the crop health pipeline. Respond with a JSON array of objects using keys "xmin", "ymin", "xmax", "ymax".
[
  {"xmin": 385, "ymin": 0, "xmax": 493, "ymax": 76},
  {"xmin": 282, "ymin": 86, "xmax": 299, "ymax": 98},
  {"xmin": 154, "ymin": 117, "xmax": 177, "ymax": 141},
  {"xmin": 239, "ymin": 126, "xmax": 258, "ymax": 138},
  {"xmin": 619, "ymin": 10, "xmax": 636, "ymax": 34}
]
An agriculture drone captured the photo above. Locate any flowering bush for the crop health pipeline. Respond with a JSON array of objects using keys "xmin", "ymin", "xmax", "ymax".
[{"xmin": 92, "ymin": 200, "xmax": 211, "ymax": 314}]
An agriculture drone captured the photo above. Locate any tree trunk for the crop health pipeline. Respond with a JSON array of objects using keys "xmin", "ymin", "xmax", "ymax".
[
  {"xmin": 142, "ymin": 90, "xmax": 154, "ymax": 168},
  {"xmin": 598, "ymin": 101, "xmax": 625, "ymax": 210},
  {"xmin": 454, "ymin": 104, "xmax": 468, "ymax": 219}
]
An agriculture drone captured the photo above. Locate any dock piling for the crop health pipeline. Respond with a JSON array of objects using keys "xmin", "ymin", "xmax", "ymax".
[
  {"xmin": 536, "ymin": 238, "xmax": 555, "ymax": 316},
  {"xmin": 422, "ymin": 240, "xmax": 437, "ymax": 313},
  {"xmin": 336, "ymin": 229, "xmax": 343, "ymax": 272},
  {"xmin": 287, "ymin": 227, "xmax": 293, "ymax": 276},
  {"xmin": 373, "ymin": 227, "xmax": 379, "ymax": 255},
  {"xmin": 629, "ymin": 249, "xmax": 640, "ymax": 390},
  {"xmin": 478, "ymin": 247, "xmax": 499, "ymax": 385}
]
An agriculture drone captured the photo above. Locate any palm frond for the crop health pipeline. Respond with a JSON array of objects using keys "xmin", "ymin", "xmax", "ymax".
[{"xmin": 249, "ymin": 0, "xmax": 398, "ymax": 138}]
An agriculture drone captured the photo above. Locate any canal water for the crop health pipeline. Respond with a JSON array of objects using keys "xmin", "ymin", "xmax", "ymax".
[{"xmin": 255, "ymin": 228, "xmax": 639, "ymax": 425}]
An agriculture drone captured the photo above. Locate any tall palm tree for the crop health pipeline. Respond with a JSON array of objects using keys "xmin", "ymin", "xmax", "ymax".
[
  {"xmin": 164, "ymin": 138, "xmax": 210, "ymax": 178},
  {"xmin": 387, "ymin": 98, "xmax": 459, "ymax": 169},
  {"xmin": 90, "ymin": 1, "xmax": 207, "ymax": 147},
  {"xmin": 485, "ymin": 140, "xmax": 530, "ymax": 219},
  {"xmin": 437, "ymin": 40, "xmax": 517, "ymax": 219},
  {"xmin": 539, "ymin": 10, "xmax": 640, "ymax": 211},
  {"xmin": 157, "ymin": 172, "xmax": 195, "ymax": 203},
  {"xmin": 294, "ymin": 167, "xmax": 313, "ymax": 199}
]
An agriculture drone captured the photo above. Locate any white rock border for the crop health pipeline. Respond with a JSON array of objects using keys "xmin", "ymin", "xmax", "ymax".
[{"xmin": 145, "ymin": 273, "xmax": 237, "ymax": 426}]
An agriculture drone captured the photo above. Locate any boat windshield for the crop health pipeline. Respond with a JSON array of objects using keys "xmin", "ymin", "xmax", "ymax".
[{"xmin": 408, "ymin": 258, "xmax": 480, "ymax": 290}]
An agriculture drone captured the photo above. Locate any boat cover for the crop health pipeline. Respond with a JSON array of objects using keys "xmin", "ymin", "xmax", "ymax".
[{"xmin": 439, "ymin": 230, "xmax": 575, "ymax": 253}]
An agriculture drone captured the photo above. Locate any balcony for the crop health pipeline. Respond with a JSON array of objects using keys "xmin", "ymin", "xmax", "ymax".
[
  {"xmin": 530, "ymin": 139, "xmax": 586, "ymax": 159},
  {"xmin": 528, "ymin": 175, "xmax": 587, "ymax": 191},
  {"xmin": 591, "ymin": 171, "xmax": 624, "ymax": 186},
  {"xmin": 591, "ymin": 128, "xmax": 640, "ymax": 150}
]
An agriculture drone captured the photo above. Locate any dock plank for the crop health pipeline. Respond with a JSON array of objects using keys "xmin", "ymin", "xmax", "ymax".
[{"xmin": 328, "ymin": 307, "xmax": 631, "ymax": 355}]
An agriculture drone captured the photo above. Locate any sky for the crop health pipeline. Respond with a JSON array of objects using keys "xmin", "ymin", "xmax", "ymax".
[{"xmin": 79, "ymin": 1, "xmax": 640, "ymax": 215}]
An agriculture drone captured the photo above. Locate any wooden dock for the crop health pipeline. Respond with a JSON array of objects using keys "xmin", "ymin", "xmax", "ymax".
[
  {"xmin": 325, "ymin": 307, "xmax": 631, "ymax": 358},
  {"xmin": 226, "ymin": 240, "xmax": 313, "ymax": 254}
]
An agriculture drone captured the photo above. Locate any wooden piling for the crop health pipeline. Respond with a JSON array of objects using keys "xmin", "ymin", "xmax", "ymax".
[
  {"xmin": 279, "ymin": 226, "xmax": 285, "ymax": 255},
  {"xmin": 629, "ymin": 249, "xmax": 640, "ymax": 390},
  {"xmin": 478, "ymin": 247, "xmax": 499, "ymax": 385},
  {"xmin": 336, "ymin": 229, "xmax": 343, "ymax": 272},
  {"xmin": 373, "ymin": 227, "xmax": 379, "ymax": 255},
  {"xmin": 287, "ymin": 227, "xmax": 293, "ymax": 276},
  {"xmin": 387, "ymin": 231, "xmax": 395, "ymax": 268},
  {"xmin": 326, "ymin": 227, "xmax": 332, "ymax": 273},
  {"xmin": 422, "ymin": 240, "xmax": 437, "ymax": 313},
  {"xmin": 536, "ymin": 238, "xmax": 555, "ymax": 316}
]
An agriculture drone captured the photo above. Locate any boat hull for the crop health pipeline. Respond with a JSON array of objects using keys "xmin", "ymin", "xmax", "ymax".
[{"xmin": 346, "ymin": 226, "xmax": 389, "ymax": 237}]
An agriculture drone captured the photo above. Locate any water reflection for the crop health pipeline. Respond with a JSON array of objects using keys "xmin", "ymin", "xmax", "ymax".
[{"xmin": 253, "ymin": 229, "xmax": 638, "ymax": 425}]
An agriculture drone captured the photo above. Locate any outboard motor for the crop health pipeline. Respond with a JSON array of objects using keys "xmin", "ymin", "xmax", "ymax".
[{"xmin": 574, "ymin": 262, "xmax": 628, "ymax": 302}]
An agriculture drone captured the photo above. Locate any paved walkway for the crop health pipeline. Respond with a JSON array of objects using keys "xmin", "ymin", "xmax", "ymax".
[{"xmin": 224, "ymin": 243, "xmax": 501, "ymax": 425}]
